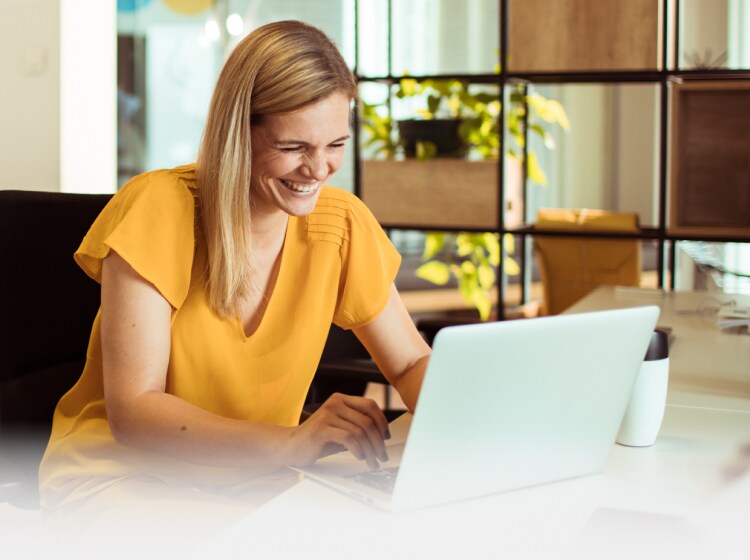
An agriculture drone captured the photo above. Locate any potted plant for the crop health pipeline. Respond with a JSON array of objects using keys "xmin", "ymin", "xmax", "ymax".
[
  {"xmin": 361, "ymin": 78, "xmax": 570, "ymax": 320},
  {"xmin": 362, "ymin": 77, "xmax": 498, "ymax": 161}
]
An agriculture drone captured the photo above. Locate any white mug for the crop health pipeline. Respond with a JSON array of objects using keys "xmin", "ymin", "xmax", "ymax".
[{"xmin": 617, "ymin": 330, "xmax": 670, "ymax": 447}]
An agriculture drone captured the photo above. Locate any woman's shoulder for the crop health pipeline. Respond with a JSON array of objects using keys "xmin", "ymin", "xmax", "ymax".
[
  {"xmin": 109, "ymin": 164, "xmax": 199, "ymax": 225},
  {"xmin": 75, "ymin": 164, "xmax": 199, "ymax": 304},
  {"xmin": 119, "ymin": 164, "xmax": 198, "ymax": 200},
  {"xmin": 304, "ymin": 186, "xmax": 380, "ymax": 247},
  {"xmin": 313, "ymin": 185, "xmax": 369, "ymax": 217}
]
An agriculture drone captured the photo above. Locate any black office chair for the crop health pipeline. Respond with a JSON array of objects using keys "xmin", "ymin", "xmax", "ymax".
[{"xmin": 0, "ymin": 190, "xmax": 111, "ymax": 509}]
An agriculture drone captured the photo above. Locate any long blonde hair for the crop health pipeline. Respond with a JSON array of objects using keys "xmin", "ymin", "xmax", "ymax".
[{"xmin": 196, "ymin": 21, "xmax": 357, "ymax": 318}]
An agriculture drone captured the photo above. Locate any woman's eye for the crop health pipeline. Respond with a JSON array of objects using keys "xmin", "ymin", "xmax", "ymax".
[
  {"xmin": 329, "ymin": 143, "xmax": 346, "ymax": 149},
  {"xmin": 280, "ymin": 146, "xmax": 303, "ymax": 153}
]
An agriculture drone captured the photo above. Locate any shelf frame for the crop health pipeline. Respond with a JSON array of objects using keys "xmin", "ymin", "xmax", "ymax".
[{"xmin": 352, "ymin": 0, "xmax": 750, "ymax": 318}]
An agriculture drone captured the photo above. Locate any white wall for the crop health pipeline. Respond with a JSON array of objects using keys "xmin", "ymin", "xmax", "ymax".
[
  {"xmin": 557, "ymin": 85, "xmax": 609, "ymax": 210},
  {"xmin": 682, "ymin": 0, "xmax": 729, "ymax": 67},
  {"xmin": 0, "ymin": 0, "xmax": 116, "ymax": 194},
  {"xmin": 612, "ymin": 85, "xmax": 659, "ymax": 226},
  {"xmin": 60, "ymin": 0, "xmax": 117, "ymax": 194},
  {"xmin": 0, "ymin": 0, "xmax": 60, "ymax": 191}
]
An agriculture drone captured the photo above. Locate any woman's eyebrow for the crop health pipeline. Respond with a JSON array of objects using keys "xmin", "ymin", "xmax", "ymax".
[{"xmin": 273, "ymin": 134, "xmax": 351, "ymax": 146}]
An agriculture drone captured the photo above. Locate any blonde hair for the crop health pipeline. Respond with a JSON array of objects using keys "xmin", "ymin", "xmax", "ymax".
[{"xmin": 196, "ymin": 21, "xmax": 357, "ymax": 318}]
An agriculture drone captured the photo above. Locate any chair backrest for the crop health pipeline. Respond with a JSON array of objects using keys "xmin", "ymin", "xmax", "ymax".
[
  {"xmin": 0, "ymin": 190, "xmax": 110, "ymax": 434},
  {"xmin": 534, "ymin": 208, "xmax": 641, "ymax": 315}
]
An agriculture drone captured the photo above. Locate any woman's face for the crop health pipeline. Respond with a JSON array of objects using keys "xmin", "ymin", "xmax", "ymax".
[{"xmin": 250, "ymin": 91, "xmax": 351, "ymax": 220}]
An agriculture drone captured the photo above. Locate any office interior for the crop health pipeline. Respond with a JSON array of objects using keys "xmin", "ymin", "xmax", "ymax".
[
  {"xmin": 1, "ymin": 0, "xmax": 749, "ymax": 554},
  {"xmin": 3, "ymin": 0, "xmax": 749, "ymax": 308}
]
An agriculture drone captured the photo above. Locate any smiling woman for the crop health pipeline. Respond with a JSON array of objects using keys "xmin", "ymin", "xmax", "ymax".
[
  {"xmin": 249, "ymin": 92, "xmax": 352, "ymax": 219},
  {"xmin": 39, "ymin": 20, "xmax": 431, "ymax": 552}
]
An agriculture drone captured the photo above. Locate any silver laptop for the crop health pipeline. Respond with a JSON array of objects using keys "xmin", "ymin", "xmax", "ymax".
[{"xmin": 295, "ymin": 306, "xmax": 660, "ymax": 511}]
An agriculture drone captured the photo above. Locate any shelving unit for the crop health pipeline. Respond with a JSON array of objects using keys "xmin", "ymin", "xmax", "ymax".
[{"xmin": 351, "ymin": 0, "xmax": 750, "ymax": 319}]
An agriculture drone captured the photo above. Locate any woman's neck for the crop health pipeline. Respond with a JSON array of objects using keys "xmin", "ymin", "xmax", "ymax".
[{"xmin": 250, "ymin": 207, "xmax": 289, "ymax": 248}]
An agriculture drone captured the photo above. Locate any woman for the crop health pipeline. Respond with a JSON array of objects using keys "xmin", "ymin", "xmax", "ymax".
[{"xmin": 40, "ymin": 20, "xmax": 430, "ymax": 546}]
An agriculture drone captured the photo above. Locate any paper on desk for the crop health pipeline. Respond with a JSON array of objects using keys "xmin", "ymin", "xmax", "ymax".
[{"xmin": 717, "ymin": 306, "xmax": 750, "ymax": 331}]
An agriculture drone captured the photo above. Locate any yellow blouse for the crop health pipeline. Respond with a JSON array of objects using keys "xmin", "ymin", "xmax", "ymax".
[{"xmin": 39, "ymin": 164, "xmax": 400, "ymax": 510}]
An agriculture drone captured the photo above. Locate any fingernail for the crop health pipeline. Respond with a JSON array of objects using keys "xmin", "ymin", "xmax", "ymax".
[{"xmin": 385, "ymin": 429, "xmax": 391, "ymax": 440}]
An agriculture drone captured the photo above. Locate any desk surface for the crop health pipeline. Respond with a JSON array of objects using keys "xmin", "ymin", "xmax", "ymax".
[
  {"xmin": 209, "ymin": 403, "xmax": 750, "ymax": 560},
  {"xmin": 565, "ymin": 287, "xmax": 750, "ymax": 411},
  {"xmin": 207, "ymin": 287, "xmax": 750, "ymax": 559}
]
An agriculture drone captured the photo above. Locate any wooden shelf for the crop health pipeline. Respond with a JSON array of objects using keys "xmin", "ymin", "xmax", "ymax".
[
  {"xmin": 508, "ymin": 0, "xmax": 660, "ymax": 73},
  {"xmin": 361, "ymin": 160, "xmax": 499, "ymax": 230},
  {"xmin": 669, "ymin": 80, "xmax": 750, "ymax": 237}
]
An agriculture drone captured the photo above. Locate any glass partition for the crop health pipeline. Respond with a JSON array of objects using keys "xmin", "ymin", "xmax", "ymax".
[{"xmin": 117, "ymin": 0, "xmax": 352, "ymax": 189}]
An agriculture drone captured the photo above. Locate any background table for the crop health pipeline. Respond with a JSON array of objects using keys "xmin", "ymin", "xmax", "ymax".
[{"xmin": 565, "ymin": 286, "xmax": 750, "ymax": 411}]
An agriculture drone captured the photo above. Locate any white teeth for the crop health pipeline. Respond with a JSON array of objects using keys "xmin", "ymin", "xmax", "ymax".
[{"xmin": 280, "ymin": 179, "xmax": 317, "ymax": 193}]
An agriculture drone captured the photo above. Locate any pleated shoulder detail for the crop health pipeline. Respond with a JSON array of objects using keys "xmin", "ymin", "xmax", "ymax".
[{"xmin": 305, "ymin": 188, "xmax": 353, "ymax": 247}]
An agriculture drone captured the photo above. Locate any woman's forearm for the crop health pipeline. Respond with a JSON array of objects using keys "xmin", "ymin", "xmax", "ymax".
[
  {"xmin": 109, "ymin": 388, "xmax": 391, "ymax": 470},
  {"xmin": 108, "ymin": 389, "xmax": 294, "ymax": 468}
]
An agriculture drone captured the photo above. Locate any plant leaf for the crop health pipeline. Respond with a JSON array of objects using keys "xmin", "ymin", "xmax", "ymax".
[
  {"xmin": 504, "ymin": 256, "xmax": 521, "ymax": 276},
  {"xmin": 422, "ymin": 232, "xmax": 446, "ymax": 259},
  {"xmin": 472, "ymin": 290, "xmax": 492, "ymax": 321},
  {"xmin": 526, "ymin": 152, "xmax": 547, "ymax": 186},
  {"xmin": 478, "ymin": 263, "xmax": 495, "ymax": 290},
  {"xmin": 416, "ymin": 141, "xmax": 437, "ymax": 161},
  {"xmin": 415, "ymin": 261, "xmax": 450, "ymax": 285},
  {"xmin": 456, "ymin": 234, "xmax": 474, "ymax": 257},
  {"xmin": 427, "ymin": 94, "xmax": 441, "ymax": 115},
  {"xmin": 457, "ymin": 272, "xmax": 477, "ymax": 303},
  {"xmin": 399, "ymin": 78, "xmax": 419, "ymax": 97},
  {"xmin": 528, "ymin": 93, "xmax": 570, "ymax": 129},
  {"xmin": 486, "ymin": 233, "xmax": 500, "ymax": 265},
  {"xmin": 460, "ymin": 259, "xmax": 477, "ymax": 275},
  {"xmin": 503, "ymin": 233, "xmax": 515, "ymax": 254}
]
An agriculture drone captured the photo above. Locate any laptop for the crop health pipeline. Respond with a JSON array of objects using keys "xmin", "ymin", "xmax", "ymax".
[{"xmin": 295, "ymin": 306, "xmax": 660, "ymax": 511}]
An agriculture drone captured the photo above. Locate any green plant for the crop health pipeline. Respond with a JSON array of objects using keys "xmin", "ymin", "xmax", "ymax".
[
  {"xmin": 361, "ymin": 77, "xmax": 570, "ymax": 320},
  {"xmin": 362, "ymin": 77, "xmax": 498, "ymax": 161},
  {"xmin": 416, "ymin": 232, "xmax": 521, "ymax": 321},
  {"xmin": 362, "ymin": 76, "xmax": 569, "ymax": 167}
]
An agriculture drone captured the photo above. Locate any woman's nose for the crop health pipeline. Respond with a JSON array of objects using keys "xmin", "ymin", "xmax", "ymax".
[{"xmin": 305, "ymin": 151, "xmax": 330, "ymax": 180}]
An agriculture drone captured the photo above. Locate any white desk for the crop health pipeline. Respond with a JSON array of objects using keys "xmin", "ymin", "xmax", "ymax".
[
  {"xmin": 207, "ymin": 288, "xmax": 750, "ymax": 559},
  {"xmin": 565, "ymin": 286, "xmax": 750, "ymax": 411},
  {"xmin": 209, "ymin": 403, "xmax": 750, "ymax": 560}
]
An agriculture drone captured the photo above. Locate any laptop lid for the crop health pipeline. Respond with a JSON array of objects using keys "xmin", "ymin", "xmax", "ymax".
[{"xmin": 298, "ymin": 306, "xmax": 660, "ymax": 511}]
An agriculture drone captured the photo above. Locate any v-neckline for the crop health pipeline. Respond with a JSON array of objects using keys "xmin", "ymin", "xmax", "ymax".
[{"xmin": 237, "ymin": 217, "xmax": 291, "ymax": 340}]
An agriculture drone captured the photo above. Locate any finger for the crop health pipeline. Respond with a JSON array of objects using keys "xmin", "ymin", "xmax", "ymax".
[
  {"xmin": 340, "ymin": 395, "xmax": 390, "ymax": 439},
  {"xmin": 316, "ymin": 395, "xmax": 388, "ymax": 465},
  {"xmin": 323, "ymin": 415, "xmax": 381, "ymax": 469},
  {"xmin": 332, "ymin": 401, "xmax": 389, "ymax": 463},
  {"xmin": 324, "ymin": 424, "xmax": 380, "ymax": 469}
]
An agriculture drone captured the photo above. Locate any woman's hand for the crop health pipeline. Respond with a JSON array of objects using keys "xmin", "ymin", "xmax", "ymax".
[{"xmin": 286, "ymin": 393, "xmax": 390, "ymax": 470}]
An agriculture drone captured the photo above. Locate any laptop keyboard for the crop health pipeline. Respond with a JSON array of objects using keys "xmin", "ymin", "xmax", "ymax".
[{"xmin": 346, "ymin": 466, "xmax": 400, "ymax": 494}]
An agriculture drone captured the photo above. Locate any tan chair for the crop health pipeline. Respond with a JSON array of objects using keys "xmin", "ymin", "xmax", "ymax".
[{"xmin": 534, "ymin": 208, "xmax": 641, "ymax": 315}]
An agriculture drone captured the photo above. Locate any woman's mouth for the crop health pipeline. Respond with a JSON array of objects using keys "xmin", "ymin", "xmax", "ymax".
[{"xmin": 278, "ymin": 178, "xmax": 319, "ymax": 194}]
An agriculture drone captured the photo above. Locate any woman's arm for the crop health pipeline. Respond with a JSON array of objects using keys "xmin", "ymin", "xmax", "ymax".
[
  {"xmin": 353, "ymin": 284, "xmax": 432, "ymax": 412},
  {"xmin": 101, "ymin": 250, "xmax": 389, "ymax": 470}
]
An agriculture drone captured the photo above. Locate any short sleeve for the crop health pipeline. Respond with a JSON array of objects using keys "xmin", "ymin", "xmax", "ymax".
[
  {"xmin": 331, "ymin": 192, "xmax": 401, "ymax": 329},
  {"xmin": 74, "ymin": 167, "xmax": 197, "ymax": 309}
]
